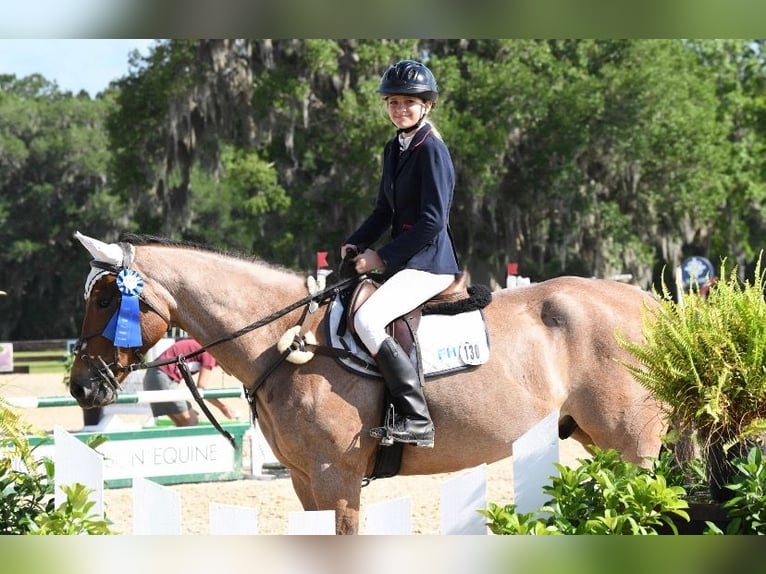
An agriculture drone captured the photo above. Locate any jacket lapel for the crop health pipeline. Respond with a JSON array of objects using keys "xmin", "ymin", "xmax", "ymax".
[{"xmin": 395, "ymin": 125, "xmax": 432, "ymax": 176}]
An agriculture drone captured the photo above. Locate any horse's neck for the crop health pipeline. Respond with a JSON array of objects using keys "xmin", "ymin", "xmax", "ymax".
[{"xmin": 137, "ymin": 246, "xmax": 308, "ymax": 368}]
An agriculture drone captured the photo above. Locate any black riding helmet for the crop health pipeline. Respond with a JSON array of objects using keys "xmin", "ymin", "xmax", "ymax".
[{"xmin": 377, "ymin": 60, "xmax": 438, "ymax": 103}]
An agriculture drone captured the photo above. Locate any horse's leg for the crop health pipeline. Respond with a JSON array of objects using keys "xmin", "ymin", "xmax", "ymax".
[
  {"xmin": 290, "ymin": 468, "xmax": 318, "ymax": 511},
  {"xmin": 307, "ymin": 467, "xmax": 362, "ymax": 535},
  {"xmin": 285, "ymin": 458, "xmax": 363, "ymax": 534}
]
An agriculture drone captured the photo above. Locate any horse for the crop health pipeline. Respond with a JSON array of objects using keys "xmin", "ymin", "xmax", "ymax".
[{"xmin": 68, "ymin": 231, "xmax": 665, "ymax": 534}]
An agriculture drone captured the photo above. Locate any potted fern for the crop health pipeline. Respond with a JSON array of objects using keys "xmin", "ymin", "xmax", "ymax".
[{"xmin": 619, "ymin": 255, "xmax": 766, "ymax": 503}]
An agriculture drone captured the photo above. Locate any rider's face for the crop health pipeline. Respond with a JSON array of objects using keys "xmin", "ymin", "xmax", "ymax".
[{"xmin": 385, "ymin": 95, "xmax": 429, "ymax": 131}]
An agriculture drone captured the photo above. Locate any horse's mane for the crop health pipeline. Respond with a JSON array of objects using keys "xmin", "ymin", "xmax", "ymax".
[
  {"xmin": 118, "ymin": 232, "xmax": 303, "ymax": 276},
  {"xmin": 119, "ymin": 232, "xmax": 210, "ymax": 250},
  {"xmin": 120, "ymin": 232, "xmax": 259, "ymax": 262}
]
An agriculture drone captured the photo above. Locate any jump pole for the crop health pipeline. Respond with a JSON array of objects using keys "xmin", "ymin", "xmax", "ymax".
[{"xmin": 6, "ymin": 388, "xmax": 244, "ymax": 409}]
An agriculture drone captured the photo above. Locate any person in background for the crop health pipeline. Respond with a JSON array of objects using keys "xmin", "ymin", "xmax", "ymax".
[
  {"xmin": 341, "ymin": 60, "xmax": 461, "ymax": 448},
  {"xmin": 143, "ymin": 338, "xmax": 237, "ymax": 426}
]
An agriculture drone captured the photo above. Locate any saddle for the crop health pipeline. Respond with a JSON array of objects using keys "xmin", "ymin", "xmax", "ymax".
[
  {"xmin": 344, "ymin": 272, "xmax": 472, "ymax": 357},
  {"xmin": 336, "ymin": 272, "xmax": 490, "ymax": 483}
]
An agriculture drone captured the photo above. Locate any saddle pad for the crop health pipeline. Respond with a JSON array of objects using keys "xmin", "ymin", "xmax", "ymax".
[{"xmin": 328, "ymin": 296, "xmax": 490, "ymax": 378}]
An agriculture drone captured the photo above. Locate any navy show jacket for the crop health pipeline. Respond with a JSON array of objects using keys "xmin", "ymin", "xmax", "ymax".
[{"xmin": 346, "ymin": 124, "xmax": 460, "ymax": 276}]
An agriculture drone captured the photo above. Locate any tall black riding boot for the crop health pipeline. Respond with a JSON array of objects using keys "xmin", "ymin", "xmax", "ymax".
[{"xmin": 369, "ymin": 337, "xmax": 435, "ymax": 448}]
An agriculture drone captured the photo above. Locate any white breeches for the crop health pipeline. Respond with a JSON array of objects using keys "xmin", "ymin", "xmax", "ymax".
[{"xmin": 353, "ymin": 268, "xmax": 455, "ymax": 355}]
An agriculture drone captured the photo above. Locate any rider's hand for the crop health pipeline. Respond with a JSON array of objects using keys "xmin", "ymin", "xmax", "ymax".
[{"xmin": 354, "ymin": 249, "xmax": 384, "ymax": 274}]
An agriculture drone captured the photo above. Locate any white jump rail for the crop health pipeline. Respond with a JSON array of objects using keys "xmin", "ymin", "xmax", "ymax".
[{"xmin": 6, "ymin": 388, "xmax": 245, "ymax": 409}]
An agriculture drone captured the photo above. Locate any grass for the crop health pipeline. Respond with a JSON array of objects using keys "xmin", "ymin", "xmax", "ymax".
[{"xmin": 9, "ymin": 350, "xmax": 68, "ymax": 374}]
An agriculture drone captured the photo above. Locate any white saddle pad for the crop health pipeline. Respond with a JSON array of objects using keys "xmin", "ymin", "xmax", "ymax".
[{"xmin": 327, "ymin": 296, "xmax": 490, "ymax": 378}]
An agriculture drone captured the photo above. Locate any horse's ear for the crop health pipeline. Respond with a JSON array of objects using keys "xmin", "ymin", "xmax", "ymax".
[{"xmin": 74, "ymin": 231, "xmax": 123, "ymax": 264}]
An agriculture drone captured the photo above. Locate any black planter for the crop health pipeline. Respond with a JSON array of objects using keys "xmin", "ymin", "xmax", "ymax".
[
  {"xmin": 682, "ymin": 501, "xmax": 730, "ymax": 534},
  {"xmin": 659, "ymin": 501, "xmax": 730, "ymax": 535},
  {"xmin": 707, "ymin": 441, "xmax": 738, "ymax": 502},
  {"xmin": 706, "ymin": 439, "xmax": 757, "ymax": 502}
]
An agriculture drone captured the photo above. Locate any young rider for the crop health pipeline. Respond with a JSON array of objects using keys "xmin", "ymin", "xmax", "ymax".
[{"xmin": 341, "ymin": 60, "xmax": 460, "ymax": 448}]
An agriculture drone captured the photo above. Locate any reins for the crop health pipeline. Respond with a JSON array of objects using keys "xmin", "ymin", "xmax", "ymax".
[
  {"xmin": 118, "ymin": 269, "xmax": 358, "ymax": 447},
  {"xmin": 85, "ymin": 246, "xmax": 361, "ymax": 448},
  {"xmin": 128, "ymin": 273, "xmax": 359, "ymax": 373}
]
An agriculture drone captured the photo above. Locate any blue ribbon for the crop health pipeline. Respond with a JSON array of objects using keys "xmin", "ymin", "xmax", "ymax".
[{"xmin": 103, "ymin": 269, "xmax": 144, "ymax": 347}]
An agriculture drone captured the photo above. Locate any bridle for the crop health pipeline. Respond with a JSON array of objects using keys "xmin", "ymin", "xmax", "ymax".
[{"xmin": 73, "ymin": 259, "xmax": 173, "ymax": 391}]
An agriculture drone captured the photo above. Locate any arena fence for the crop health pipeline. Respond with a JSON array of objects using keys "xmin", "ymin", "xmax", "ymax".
[{"xmin": 48, "ymin": 410, "xmax": 560, "ymax": 534}]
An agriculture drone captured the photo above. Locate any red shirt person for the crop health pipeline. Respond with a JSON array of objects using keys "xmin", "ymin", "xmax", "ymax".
[{"xmin": 143, "ymin": 338, "xmax": 237, "ymax": 426}]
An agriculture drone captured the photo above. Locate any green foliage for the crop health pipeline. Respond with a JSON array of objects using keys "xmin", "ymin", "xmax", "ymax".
[
  {"xmin": 0, "ymin": 398, "xmax": 55, "ymax": 535},
  {"xmin": 25, "ymin": 483, "xmax": 112, "ymax": 535},
  {"xmin": 0, "ymin": 393, "xmax": 113, "ymax": 534},
  {"xmin": 0, "ymin": 74, "xmax": 120, "ymax": 340},
  {"xmin": 483, "ymin": 446, "xmax": 766, "ymax": 535},
  {"xmin": 481, "ymin": 503, "xmax": 561, "ymax": 535},
  {"xmin": 222, "ymin": 147, "xmax": 290, "ymax": 217},
  {"xmin": 720, "ymin": 447, "xmax": 766, "ymax": 534},
  {"xmin": 620, "ymin": 256, "xmax": 766, "ymax": 446},
  {"xmin": 0, "ymin": 454, "xmax": 54, "ymax": 534},
  {"xmin": 480, "ymin": 447, "xmax": 689, "ymax": 535}
]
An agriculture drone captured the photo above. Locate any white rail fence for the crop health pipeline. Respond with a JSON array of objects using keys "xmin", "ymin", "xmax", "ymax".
[{"xmin": 51, "ymin": 410, "xmax": 560, "ymax": 535}]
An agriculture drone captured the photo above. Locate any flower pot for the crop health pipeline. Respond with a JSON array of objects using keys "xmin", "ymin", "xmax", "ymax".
[{"xmin": 660, "ymin": 501, "xmax": 730, "ymax": 535}]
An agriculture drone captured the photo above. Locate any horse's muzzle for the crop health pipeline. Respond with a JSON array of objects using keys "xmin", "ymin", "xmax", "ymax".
[
  {"xmin": 69, "ymin": 359, "xmax": 121, "ymax": 408},
  {"xmin": 69, "ymin": 377, "xmax": 119, "ymax": 408}
]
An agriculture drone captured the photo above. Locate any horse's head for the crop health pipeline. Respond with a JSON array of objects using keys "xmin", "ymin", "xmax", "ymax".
[{"xmin": 69, "ymin": 232, "xmax": 171, "ymax": 408}]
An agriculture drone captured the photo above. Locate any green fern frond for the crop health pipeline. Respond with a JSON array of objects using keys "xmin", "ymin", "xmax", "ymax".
[{"xmin": 619, "ymin": 252, "xmax": 766, "ymax": 444}]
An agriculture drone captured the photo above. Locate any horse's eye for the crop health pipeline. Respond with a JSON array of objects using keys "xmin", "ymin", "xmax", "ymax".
[{"xmin": 97, "ymin": 296, "xmax": 112, "ymax": 309}]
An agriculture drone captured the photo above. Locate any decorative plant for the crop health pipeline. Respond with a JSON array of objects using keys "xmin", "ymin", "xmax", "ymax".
[
  {"xmin": 619, "ymin": 255, "xmax": 766, "ymax": 501},
  {"xmin": 480, "ymin": 448, "xmax": 689, "ymax": 535},
  {"xmin": 482, "ymin": 446, "xmax": 766, "ymax": 535},
  {"xmin": 0, "ymin": 392, "xmax": 113, "ymax": 534},
  {"xmin": 717, "ymin": 447, "xmax": 766, "ymax": 534}
]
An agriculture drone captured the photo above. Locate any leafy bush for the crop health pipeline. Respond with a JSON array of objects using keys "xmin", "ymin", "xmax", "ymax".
[
  {"xmin": 0, "ymin": 455, "xmax": 55, "ymax": 533},
  {"xmin": 480, "ymin": 448, "xmax": 689, "ymax": 535},
  {"xmin": 717, "ymin": 447, "xmax": 766, "ymax": 534},
  {"xmin": 483, "ymin": 446, "xmax": 766, "ymax": 535},
  {"xmin": 0, "ymin": 392, "xmax": 113, "ymax": 534},
  {"xmin": 25, "ymin": 483, "xmax": 112, "ymax": 535}
]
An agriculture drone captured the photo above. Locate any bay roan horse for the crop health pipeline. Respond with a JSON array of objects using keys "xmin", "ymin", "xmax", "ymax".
[{"xmin": 69, "ymin": 231, "xmax": 664, "ymax": 534}]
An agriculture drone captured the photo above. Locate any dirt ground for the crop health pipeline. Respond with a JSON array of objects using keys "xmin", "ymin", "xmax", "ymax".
[{"xmin": 2, "ymin": 371, "xmax": 590, "ymax": 534}]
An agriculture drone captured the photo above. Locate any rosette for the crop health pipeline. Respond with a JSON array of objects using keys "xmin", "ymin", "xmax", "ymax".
[{"xmin": 103, "ymin": 269, "xmax": 144, "ymax": 347}]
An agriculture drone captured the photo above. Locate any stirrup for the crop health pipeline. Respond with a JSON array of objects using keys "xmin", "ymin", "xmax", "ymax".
[
  {"xmin": 369, "ymin": 404, "xmax": 435, "ymax": 448},
  {"xmin": 369, "ymin": 404, "xmax": 396, "ymax": 446},
  {"xmin": 388, "ymin": 423, "xmax": 435, "ymax": 448}
]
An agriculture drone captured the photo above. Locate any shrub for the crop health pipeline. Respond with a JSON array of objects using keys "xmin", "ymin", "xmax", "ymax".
[
  {"xmin": 717, "ymin": 447, "xmax": 766, "ymax": 534},
  {"xmin": 483, "ymin": 446, "xmax": 766, "ymax": 535},
  {"xmin": 480, "ymin": 448, "xmax": 689, "ymax": 535},
  {"xmin": 0, "ymin": 391, "xmax": 113, "ymax": 534}
]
